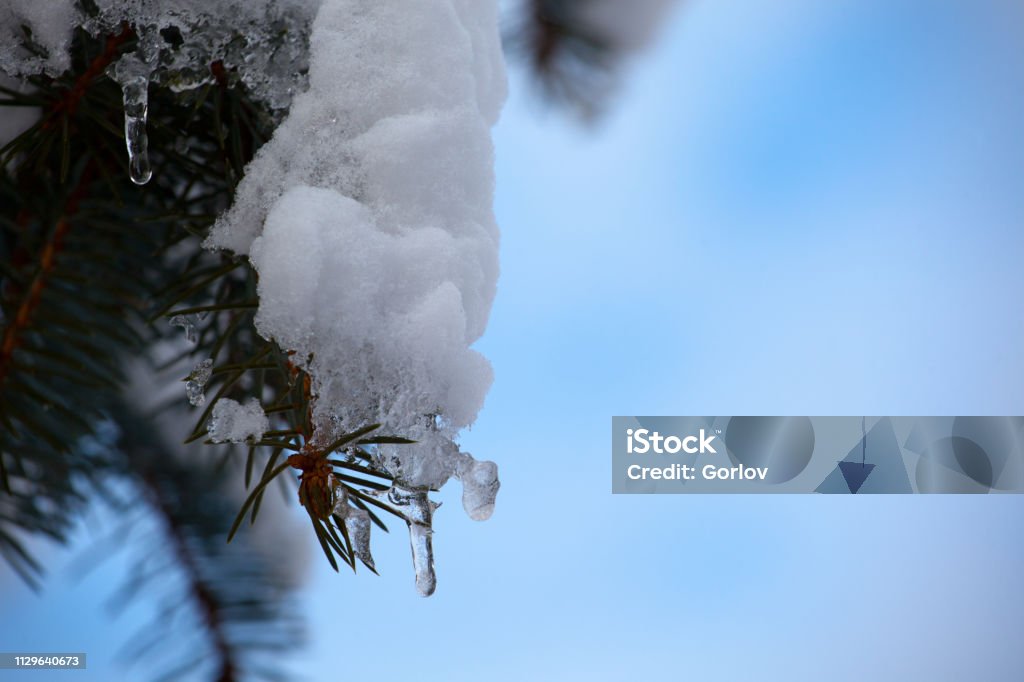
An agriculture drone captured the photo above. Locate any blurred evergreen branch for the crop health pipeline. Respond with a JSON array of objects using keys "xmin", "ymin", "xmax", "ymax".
[
  {"xmin": 107, "ymin": 404, "xmax": 305, "ymax": 682},
  {"xmin": 505, "ymin": 0, "xmax": 617, "ymax": 118}
]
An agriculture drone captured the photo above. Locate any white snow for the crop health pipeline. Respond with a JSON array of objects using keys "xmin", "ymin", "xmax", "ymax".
[
  {"xmin": 208, "ymin": 397, "xmax": 270, "ymax": 443},
  {"xmin": 209, "ymin": 0, "xmax": 506, "ymax": 493},
  {"xmin": 210, "ymin": 0, "xmax": 506, "ymax": 594},
  {"xmin": 0, "ymin": 1, "xmax": 75, "ymax": 77}
]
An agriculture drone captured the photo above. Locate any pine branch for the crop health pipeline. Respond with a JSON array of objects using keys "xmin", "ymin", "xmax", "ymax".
[
  {"xmin": 110, "ymin": 405, "xmax": 305, "ymax": 682},
  {"xmin": 0, "ymin": 167, "xmax": 90, "ymax": 391},
  {"xmin": 144, "ymin": 469, "xmax": 240, "ymax": 682}
]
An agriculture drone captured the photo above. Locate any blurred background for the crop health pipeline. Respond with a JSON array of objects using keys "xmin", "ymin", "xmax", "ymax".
[{"xmin": 3, "ymin": 0, "xmax": 1024, "ymax": 679}]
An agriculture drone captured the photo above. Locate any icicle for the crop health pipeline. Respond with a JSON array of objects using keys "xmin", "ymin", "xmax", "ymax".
[
  {"xmin": 109, "ymin": 30, "xmax": 159, "ymax": 185},
  {"xmin": 331, "ymin": 489, "xmax": 376, "ymax": 573},
  {"xmin": 407, "ymin": 522, "xmax": 435, "ymax": 597},
  {"xmin": 457, "ymin": 457, "xmax": 500, "ymax": 521},
  {"xmin": 122, "ymin": 74, "xmax": 151, "ymax": 185},
  {"xmin": 384, "ymin": 483, "xmax": 440, "ymax": 596},
  {"xmin": 359, "ymin": 440, "xmax": 500, "ymax": 593},
  {"xmin": 185, "ymin": 358, "xmax": 213, "ymax": 406},
  {"xmin": 169, "ymin": 314, "xmax": 197, "ymax": 343}
]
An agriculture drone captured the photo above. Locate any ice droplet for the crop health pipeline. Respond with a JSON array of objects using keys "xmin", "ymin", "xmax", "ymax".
[
  {"xmin": 458, "ymin": 458, "xmax": 500, "ymax": 521},
  {"xmin": 169, "ymin": 314, "xmax": 196, "ymax": 343},
  {"xmin": 185, "ymin": 358, "xmax": 213, "ymax": 406}
]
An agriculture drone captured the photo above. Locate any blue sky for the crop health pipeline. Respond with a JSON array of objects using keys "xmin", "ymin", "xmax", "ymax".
[{"xmin": 3, "ymin": 0, "xmax": 1024, "ymax": 680}]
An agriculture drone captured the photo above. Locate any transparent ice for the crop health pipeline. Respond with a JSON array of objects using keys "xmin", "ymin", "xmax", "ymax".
[
  {"xmin": 387, "ymin": 484, "xmax": 440, "ymax": 597},
  {"xmin": 169, "ymin": 314, "xmax": 197, "ymax": 343},
  {"xmin": 185, "ymin": 358, "xmax": 213, "ymax": 406},
  {"xmin": 331, "ymin": 488, "xmax": 376, "ymax": 572},
  {"xmin": 121, "ymin": 73, "xmax": 151, "ymax": 185},
  {"xmin": 343, "ymin": 507, "xmax": 375, "ymax": 572},
  {"xmin": 457, "ymin": 457, "xmax": 500, "ymax": 521},
  {"xmin": 108, "ymin": 32, "xmax": 160, "ymax": 185}
]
